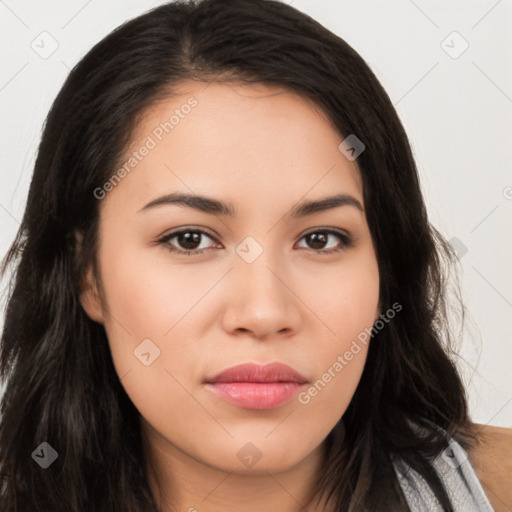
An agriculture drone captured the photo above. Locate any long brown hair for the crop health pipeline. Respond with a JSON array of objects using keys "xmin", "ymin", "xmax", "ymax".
[{"xmin": 1, "ymin": 1, "xmax": 473, "ymax": 510}]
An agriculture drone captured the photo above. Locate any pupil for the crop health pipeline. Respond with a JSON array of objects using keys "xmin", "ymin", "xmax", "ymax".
[
  {"xmin": 179, "ymin": 232, "xmax": 200, "ymax": 249},
  {"xmin": 309, "ymin": 232, "xmax": 327, "ymax": 249}
]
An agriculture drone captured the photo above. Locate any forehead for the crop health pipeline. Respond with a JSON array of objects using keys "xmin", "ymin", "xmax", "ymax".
[{"xmin": 102, "ymin": 80, "xmax": 364, "ymax": 217}]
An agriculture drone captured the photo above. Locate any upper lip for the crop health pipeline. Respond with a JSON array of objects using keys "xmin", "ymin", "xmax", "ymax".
[{"xmin": 205, "ymin": 362, "xmax": 308, "ymax": 384}]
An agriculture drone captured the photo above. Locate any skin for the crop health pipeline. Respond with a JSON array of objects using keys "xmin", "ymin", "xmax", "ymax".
[
  {"xmin": 80, "ymin": 80, "xmax": 381, "ymax": 512},
  {"xmin": 469, "ymin": 423, "xmax": 512, "ymax": 512}
]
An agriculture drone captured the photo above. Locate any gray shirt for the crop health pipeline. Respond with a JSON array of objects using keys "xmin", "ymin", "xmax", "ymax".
[{"xmin": 394, "ymin": 437, "xmax": 494, "ymax": 511}]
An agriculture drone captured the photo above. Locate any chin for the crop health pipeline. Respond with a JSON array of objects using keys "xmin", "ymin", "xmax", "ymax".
[{"xmin": 200, "ymin": 437, "xmax": 318, "ymax": 475}]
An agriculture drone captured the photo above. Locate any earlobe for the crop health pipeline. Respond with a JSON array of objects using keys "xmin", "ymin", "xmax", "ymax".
[
  {"xmin": 75, "ymin": 230, "xmax": 104, "ymax": 324},
  {"xmin": 79, "ymin": 265, "xmax": 105, "ymax": 324}
]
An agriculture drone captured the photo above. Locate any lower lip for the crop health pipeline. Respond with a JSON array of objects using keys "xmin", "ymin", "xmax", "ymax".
[{"xmin": 205, "ymin": 382, "xmax": 305, "ymax": 410}]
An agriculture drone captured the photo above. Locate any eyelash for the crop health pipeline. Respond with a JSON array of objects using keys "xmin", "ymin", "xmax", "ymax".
[{"xmin": 156, "ymin": 227, "xmax": 353, "ymax": 256}]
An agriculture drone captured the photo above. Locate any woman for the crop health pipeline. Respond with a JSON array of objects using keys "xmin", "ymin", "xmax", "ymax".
[{"xmin": 0, "ymin": 0, "xmax": 510, "ymax": 510}]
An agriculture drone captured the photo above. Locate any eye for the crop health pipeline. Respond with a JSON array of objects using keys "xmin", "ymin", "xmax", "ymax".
[
  {"xmin": 157, "ymin": 228, "xmax": 219, "ymax": 256},
  {"xmin": 296, "ymin": 229, "xmax": 353, "ymax": 254},
  {"xmin": 156, "ymin": 227, "xmax": 353, "ymax": 256}
]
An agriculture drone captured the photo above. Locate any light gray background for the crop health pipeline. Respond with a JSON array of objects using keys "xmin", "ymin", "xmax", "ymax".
[{"xmin": 1, "ymin": 0, "xmax": 511, "ymax": 427}]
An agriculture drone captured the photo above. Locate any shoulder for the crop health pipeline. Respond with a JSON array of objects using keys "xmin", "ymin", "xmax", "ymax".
[{"xmin": 467, "ymin": 423, "xmax": 512, "ymax": 512}]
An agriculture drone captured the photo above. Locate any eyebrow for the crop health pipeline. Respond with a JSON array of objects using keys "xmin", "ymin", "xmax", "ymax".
[{"xmin": 138, "ymin": 192, "xmax": 364, "ymax": 217}]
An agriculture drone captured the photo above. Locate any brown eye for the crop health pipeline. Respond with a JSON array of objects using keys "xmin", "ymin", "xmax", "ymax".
[
  {"xmin": 157, "ymin": 229, "xmax": 218, "ymax": 256},
  {"xmin": 297, "ymin": 229, "xmax": 352, "ymax": 254}
]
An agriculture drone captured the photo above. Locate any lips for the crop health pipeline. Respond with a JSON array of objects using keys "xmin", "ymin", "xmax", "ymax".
[
  {"xmin": 204, "ymin": 362, "xmax": 308, "ymax": 410},
  {"xmin": 206, "ymin": 362, "xmax": 308, "ymax": 384}
]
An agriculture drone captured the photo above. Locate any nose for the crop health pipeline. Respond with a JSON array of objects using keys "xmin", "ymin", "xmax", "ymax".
[{"xmin": 222, "ymin": 247, "xmax": 302, "ymax": 341}]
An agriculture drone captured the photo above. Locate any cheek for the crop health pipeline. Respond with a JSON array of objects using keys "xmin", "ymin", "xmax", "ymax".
[
  {"xmin": 306, "ymin": 249, "xmax": 380, "ymax": 346},
  {"xmin": 291, "ymin": 265, "xmax": 377, "ymax": 446},
  {"xmin": 301, "ymin": 250, "xmax": 379, "ymax": 407},
  {"xmin": 96, "ymin": 240, "xmax": 217, "ymax": 410},
  {"xmin": 100, "ymin": 239, "xmax": 227, "ymax": 336},
  {"xmin": 295, "ymin": 343, "xmax": 368, "ymax": 446}
]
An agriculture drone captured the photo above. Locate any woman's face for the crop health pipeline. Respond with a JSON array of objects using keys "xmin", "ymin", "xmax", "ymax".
[{"xmin": 81, "ymin": 80, "xmax": 380, "ymax": 475}]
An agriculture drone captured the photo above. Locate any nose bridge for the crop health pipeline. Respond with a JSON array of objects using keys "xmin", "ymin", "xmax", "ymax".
[
  {"xmin": 235, "ymin": 234, "xmax": 286, "ymax": 302},
  {"xmin": 224, "ymin": 234, "xmax": 300, "ymax": 337}
]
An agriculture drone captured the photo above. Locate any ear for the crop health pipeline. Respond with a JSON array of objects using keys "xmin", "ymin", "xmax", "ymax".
[
  {"xmin": 79, "ymin": 263, "xmax": 105, "ymax": 324},
  {"xmin": 75, "ymin": 231, "xmax": 105, "ymax": 324},
  {"xmin": 375, "ymin": 299, "xmax": 382, "ymax": 323}
]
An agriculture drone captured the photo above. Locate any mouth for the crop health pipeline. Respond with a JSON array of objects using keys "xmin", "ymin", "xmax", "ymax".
[{"xmin": 204, "ymin": 362, "xmax": 308, "ymax": 410}]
